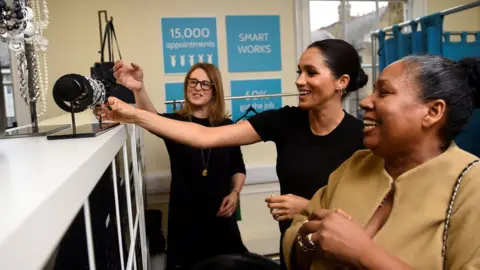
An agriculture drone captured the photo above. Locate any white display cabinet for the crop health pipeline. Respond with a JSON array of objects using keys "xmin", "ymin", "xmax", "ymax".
[{"xmin": 0, "ymin": 119, "xmax": 148, "ymax": 270}]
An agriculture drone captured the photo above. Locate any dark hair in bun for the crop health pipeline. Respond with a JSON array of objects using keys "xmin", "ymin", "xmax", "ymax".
[
  {"xmin": 308, "ymin": 39, "xmax": 368, "ymax": 99},
  {"xmin": 458, "ymin": 57, "xmax": 480, "ymax": 105},
  {"xmin": 354, "ymin": 67, "xmax": 369, "ymax": 91},
  {"xmin": 403, "ymin": 55, "xmax": 480, "ymax": 143}
]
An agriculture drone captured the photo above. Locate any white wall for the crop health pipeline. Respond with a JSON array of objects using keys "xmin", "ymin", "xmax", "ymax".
[{"xmin": 428, "ymin": 0, "xmax": 480, "ymax": 31}]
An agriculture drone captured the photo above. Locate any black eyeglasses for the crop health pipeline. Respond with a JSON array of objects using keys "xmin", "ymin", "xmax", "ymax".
[{"xmin": 187, "ymin": 78, "xmax": 214, "ymax": 91}]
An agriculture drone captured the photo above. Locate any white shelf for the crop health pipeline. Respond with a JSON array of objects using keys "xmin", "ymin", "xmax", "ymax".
[{"xmin": 0, "ymin": 124, "xmax": 127, "ymax": 269}]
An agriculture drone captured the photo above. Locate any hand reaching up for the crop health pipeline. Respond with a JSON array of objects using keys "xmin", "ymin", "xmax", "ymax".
[{"xmin": 113, "ymin": 60, "xmax": 144, "ymax": 92}]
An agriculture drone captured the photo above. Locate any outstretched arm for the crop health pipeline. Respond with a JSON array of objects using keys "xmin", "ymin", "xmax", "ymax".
[
  {"xmin": 134, "ymin": 109, "xmax": 261, "ymax": 148},
  {"xmin": 96, "ymin": 97, "xmax": 262, "ymax": 148}
]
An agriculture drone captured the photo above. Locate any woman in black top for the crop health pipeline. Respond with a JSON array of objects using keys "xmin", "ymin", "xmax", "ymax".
[
  {"xmin": 110, "ymin": 61, "xmax": 248, "ymax": 269},
  {"xmin": 97, "ymin": 39, "xmax": 367, "ymax": 268}
]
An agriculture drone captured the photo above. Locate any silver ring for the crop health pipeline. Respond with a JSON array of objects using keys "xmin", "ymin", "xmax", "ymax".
[
  {"xmin": 274, "ymin": 214, "xmax": 280, "ymax": 219},
  {"xmin": 306, "ymin": 233, "xmax": 316, "ymax": 248}
]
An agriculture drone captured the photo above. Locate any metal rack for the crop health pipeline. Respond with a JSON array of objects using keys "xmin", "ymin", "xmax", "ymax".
[
  {"xmin": 371, "ymin": 0, "xmax": 480, "ymax": 36},
  {"xmin": 370, "ymin": 0, "xmax": 480, "ymax": 83}
]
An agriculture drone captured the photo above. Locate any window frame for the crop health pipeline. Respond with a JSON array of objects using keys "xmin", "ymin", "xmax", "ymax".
[
  {"xmin": 292, "ymin": 0, "xmax": 426, "ymax": 59},
  {"xmin": 292, "ymin": 0, "xmax": 427, "ymax": 116}
]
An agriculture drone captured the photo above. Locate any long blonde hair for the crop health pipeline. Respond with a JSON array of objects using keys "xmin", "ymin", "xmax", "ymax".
[{"xmin": 177, "ymin": 63, "xmax": 228, "ymax": 125}]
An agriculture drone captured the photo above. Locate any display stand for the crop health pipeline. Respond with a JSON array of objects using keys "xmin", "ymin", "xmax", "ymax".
[
  {"xmin": 46, "ymin": 122, "xmax": 119, "ymax": 140},
  {"xmin": 47, "ymin": 103, "xmax": 118, "ymax": 140},
  {"xmin": 5, "ymin": 124, "xmax": 68, "ymax": 138}
]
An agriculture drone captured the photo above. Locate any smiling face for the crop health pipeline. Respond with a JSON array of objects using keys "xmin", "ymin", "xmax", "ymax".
[
  {"xmin": 186, "ymin": 68, "xmax": 214, "ymax": 108},
  {"xmin": 295, "ymin": 47, "xmax": 345, "ymax": 110},
  {"xmin": 359, "ymin": 60, "xmax": 435, "ymax": 157}
]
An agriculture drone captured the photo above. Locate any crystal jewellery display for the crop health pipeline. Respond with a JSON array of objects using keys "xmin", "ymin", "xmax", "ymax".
[{"xmin": 1, "ymin": 0, "xmax": 69, "ymax": 139}]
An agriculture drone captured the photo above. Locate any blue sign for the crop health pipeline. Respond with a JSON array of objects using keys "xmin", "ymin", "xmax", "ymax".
[
  {"xmin": 161, "ymin": 17, "xmax": 219, "ymax": 74},
  {"xmin": 231, "ymin": 79, "xmax": 282, "ymax": 122},
  {"xmin": 165, "ymin": 82, "xmax": 184, "ymax": 113},
  {"xmin": 226, "ymin": 15, "xmax": 282, "ymax": 72}
]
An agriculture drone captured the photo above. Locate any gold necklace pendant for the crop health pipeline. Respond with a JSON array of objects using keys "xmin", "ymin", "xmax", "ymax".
[{"xmin": 202, "ymin": 169, "xmax": 208, "ymax": 176}]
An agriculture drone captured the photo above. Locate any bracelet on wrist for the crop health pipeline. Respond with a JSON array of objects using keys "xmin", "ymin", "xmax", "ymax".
[
  {"xmin": 297, "ymin": 220, "xmax": 316, "ymax": 252},
  {"xmin": 232, "ymin": 189, "xmax": 240, "ymax": 196},
  {"xmin": 296, "ymin": 233, "xmax": 316, "ymax": 252}
]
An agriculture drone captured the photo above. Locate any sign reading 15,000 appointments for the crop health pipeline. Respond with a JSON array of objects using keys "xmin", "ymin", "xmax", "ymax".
[
  {"xmin": 226, "ymin": 15, "xmax": 281, "ymax": 72},
  {"xmin": 161, "ymin": 17, "xmax": 219, "ymax": 74}
]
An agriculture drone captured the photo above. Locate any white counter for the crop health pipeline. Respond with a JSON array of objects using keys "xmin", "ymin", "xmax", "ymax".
[{"xmin": 0, "ymin": 114, "xmax": 131, "ymax": 269}]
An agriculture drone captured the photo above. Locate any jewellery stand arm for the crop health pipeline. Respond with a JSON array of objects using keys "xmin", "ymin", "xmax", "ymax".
[{"xmin": 69, "ymin": 102, "xmax": 76, "ymax": 134}]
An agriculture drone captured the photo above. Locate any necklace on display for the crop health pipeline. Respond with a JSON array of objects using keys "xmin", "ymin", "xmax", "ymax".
[{"xmin": 2, "ymin": 0, "xmax": 50, "ymax": 118}]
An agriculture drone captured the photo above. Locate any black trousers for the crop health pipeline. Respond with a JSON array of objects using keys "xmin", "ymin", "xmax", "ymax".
[{"xmin": 278, "ymin": 220, "xmax": 292, "ymax": 270}]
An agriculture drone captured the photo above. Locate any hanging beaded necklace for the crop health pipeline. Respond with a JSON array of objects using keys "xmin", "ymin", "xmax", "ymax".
[{"xmin": 0, "ymin": 0, "xmax": 49, "ymax": 118}]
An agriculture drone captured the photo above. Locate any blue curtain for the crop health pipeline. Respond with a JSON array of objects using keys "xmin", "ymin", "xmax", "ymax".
[
  {"xmin": 377, "ymin": 13, "xmax": 444, "ymax": 72},
  {"xmin": 377, "ymin": 12, "xmax": 444, "ymax": 68},
  {"xmin": 455, "ymin": 110, "xmax": 480, "ymax": 157},
  {"xmin": 420, "ymin": 12, "xmax": 443, "ymax": 55},
  {"xmin": 410, "ymin": 21, "xmax": 426, "ymax": 54},
  {"xmin": 378, "ymin": 26, "xmax": 409, "ymax": 72},
  {"xmin": 443, "ymin": 32, "xmax": 480, "ymax": 61},
  {"xmin": 384, "ymin": 37, "xmax": 397, "ymax": 67},
  {"xmin": 394, "ymin": 25, "xmax": 412, "ymax": 58},
  {"xmin": 378, "ymin": 30, "xmax": 387, "ymax": 71}
]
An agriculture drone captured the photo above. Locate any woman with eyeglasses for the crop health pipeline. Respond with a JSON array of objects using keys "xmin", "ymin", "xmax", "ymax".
[{"xmin": 111, "ymin": 61, "xmax": 248, "ymax": 270}]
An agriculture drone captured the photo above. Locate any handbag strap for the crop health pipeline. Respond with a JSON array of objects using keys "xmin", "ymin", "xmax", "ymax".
[
  {"xmin": 441, "ymin": 159, "xmax": 480, "ymax": 269},
  {"xmin": 100, "ymin": 20, "xmax": 122, "ymax": 62}
]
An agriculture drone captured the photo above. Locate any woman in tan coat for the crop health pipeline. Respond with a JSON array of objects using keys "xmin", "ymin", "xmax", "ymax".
[{"xmin": 284, "ymin": 55, "xmax": 480, "ymax": 269}]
